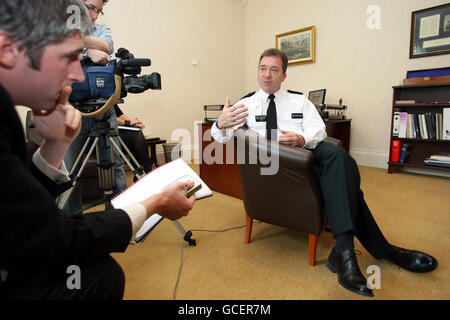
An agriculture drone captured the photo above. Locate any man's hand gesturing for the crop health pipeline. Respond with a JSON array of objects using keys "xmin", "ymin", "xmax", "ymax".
[{"xmin": 216, "ymin": 97, "xmax": 248, "ymax": 129}]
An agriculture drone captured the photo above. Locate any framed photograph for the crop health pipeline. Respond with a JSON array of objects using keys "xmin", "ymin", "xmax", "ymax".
[
  {"xmin": 308, "ymin": 89, "xmax": 326, "ymax": 106},
  {"xmin": 410, "ymin": 3, "xmax": 450, "ymax": 59},
  {"xmin": 276, "ymin": 26, "xmax": 315, "ymax": 65}
]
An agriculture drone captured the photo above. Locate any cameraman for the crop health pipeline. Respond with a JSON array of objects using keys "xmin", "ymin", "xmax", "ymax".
[
  {"xmin": 0, "ymin": 0, "xmax": 196, "ymax": 299},
  {"xmin": 115, "ymin": 106, "xmax": 153, "ymax": 173},
  {"xmin": 83, "ymin": 0, "xmax": 113, "ymax": 64},
  {"xmin": 64, "ymin": 0, "xmax": 128, "ymax": 214}
]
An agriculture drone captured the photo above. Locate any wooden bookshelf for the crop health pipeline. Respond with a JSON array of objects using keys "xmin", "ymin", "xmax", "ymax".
[{"xmin": 388, "ymin": 82, "xmax": 450, "ymax": 174}]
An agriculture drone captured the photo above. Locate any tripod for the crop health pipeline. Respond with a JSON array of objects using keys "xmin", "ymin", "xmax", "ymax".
[{"xmin": 57, "ymin": 104, "xmax": 196, "ymax": 246}]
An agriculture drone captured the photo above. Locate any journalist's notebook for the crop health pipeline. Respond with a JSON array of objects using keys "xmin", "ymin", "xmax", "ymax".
[{"xmin": 111, "ymin": 158, "xmax": 212, "ymax": 242}]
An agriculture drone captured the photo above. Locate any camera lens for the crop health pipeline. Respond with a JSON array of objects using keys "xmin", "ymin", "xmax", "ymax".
[{"xmin": 143, "ymin": 73, "xmax": 162, "ymax": 90}]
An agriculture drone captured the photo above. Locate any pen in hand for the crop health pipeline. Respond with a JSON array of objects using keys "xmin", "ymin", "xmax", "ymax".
[{"xmin": 184, "ymin": 182, "xmax": 202, "ymax": 198}]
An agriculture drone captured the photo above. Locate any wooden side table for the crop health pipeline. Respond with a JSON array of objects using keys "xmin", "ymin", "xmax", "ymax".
[{"xmin": 324, "ymin": 119, "xmax": 351, "ymax": 152}]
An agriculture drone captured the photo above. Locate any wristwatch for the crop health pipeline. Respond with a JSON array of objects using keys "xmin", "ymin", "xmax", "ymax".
[
  {"xmin": 81, "ymin": 47, "xmax": 88, "ymax": 60},
  {"xmin": 124, "ymin": 120, "xmax": 131, "ymax": 127}
]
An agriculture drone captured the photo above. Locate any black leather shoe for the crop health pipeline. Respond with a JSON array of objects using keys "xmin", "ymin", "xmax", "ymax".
[
  {"xmin": 326, "ymin": 248, "xmax": 374, "ymax": 297},
  {"xmin": 386, "ymin": 246, "xmax": 438, "ymax": 273}
]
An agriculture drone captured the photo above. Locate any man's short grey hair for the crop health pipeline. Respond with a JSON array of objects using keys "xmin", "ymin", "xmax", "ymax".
[{"xmin": 0, "ymin": 0, "xmax": 92, "ymax": 70}]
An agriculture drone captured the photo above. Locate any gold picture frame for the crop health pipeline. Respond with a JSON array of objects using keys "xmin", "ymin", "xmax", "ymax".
[{"xmin": 276, "ymin": 26, "xmax": 315, "ymax": 65}]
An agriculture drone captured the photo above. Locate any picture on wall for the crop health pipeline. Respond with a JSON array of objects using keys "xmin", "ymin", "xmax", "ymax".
[
  {"xmin": 410, "ymin": 3, "xmax": 450, "ymax": 59},
  {"xmin": 276, "ymin": 26, "xmax": 315, "ymax": 65}
]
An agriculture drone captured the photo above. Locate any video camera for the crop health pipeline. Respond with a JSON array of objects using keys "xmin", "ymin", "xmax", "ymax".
[
  {"xmin": 69, "ymin": 48, "xmax": 161, "ymax": 116},
  {"xmin": 115, "ymin": 48, "xmax": 161, "ymax": 97}
]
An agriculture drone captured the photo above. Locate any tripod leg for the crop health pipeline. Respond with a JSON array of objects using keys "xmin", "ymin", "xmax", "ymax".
[
  {"xmin": 97, "ymin": 138, "xmax": 116, "ymax": 210},
  {"xmin": 110, "ymin": 135, "xmax": 144, "ymax": 180},
  {"xmin": 57, "ymin": 137, "xmax": 99, "ymax": 210},
  {"xmin": 172, "ymin": 220, "xmax": 196, "ymax": 246}
]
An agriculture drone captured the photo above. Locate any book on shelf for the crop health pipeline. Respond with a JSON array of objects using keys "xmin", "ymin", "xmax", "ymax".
[
  {"xmin": 424, "ymin": 159, "xmax": 450, "ymax": 168},
  {"xmin": 425, "ymin": 113, "xmax": 433, "ymax": 140},
  {"xmin": 392, "ymin": 109, "xmax": 400, "ymax": 137},
  {"xmin": 395, "ymin": 100, "xmax": 416, "ymax": 105},
  {"xmin": 407, "ymin": 113, "xmax": 416, "ymax": 139},
  {"xmin": 399, "ymin": 143, "xmax": 411, "ymax": 163},
  {"xmin": 429, "ymin": 153, "xmax": 450, "ymax": 162},
  {"xmin": 424, "ymin": 152, "xmax": 450, "ymax": 168},
  {"xmin": 444, "ymin": 108, "xmax": 450, "ymax": 140},
  {"xmin": 419, "ymin": 114, "xmax": 428, "ymax": 139},
  {"xmin": 391, "ymin": 140, "xmax": 401, "ymax": 162},
  {"xmin": 436, "ymin": 113, "xmax": 442, "ymax": 140},
  {"xmin": 398, "ymin": 112, "xmax": 407, "ymax": 138},
  {"xmin": 413, "ymin": 114, "xmax": 421, "ymax": 139}
]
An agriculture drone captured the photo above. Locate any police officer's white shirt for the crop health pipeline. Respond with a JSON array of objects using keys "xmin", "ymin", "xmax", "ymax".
[{"xmin": 211, "ymin": 88, "xmax": 327, "ymax": 149}]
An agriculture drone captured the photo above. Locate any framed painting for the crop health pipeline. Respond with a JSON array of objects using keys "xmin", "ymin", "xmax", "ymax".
[{"xmin": 276, "ymin": 26, "xmax": 315, "ymax": 65}]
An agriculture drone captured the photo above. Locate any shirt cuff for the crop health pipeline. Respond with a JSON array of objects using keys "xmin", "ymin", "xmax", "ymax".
[
  {"xmin": 32, "ymin": 148, "xmax": 71, "ymax": 184},
  {"xmin": 122, "ymin": 203, "xmax": 147, "ymax": 243},
  {"xmin": 211, "ymin": 121, "xmax": 233, "ymax": 144}
]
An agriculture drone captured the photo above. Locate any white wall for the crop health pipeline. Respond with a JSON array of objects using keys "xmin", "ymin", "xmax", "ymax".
[
  {"xmin": 244, "ymin": 0, "xmax": 449, "ymax": 168},
  {"xmin": 16, "ymin": 0, "xmax": 449, "ymax": 169},
  {"xmin": 101, "ymin": 0, "xmax": 246, "ymax": 155}
]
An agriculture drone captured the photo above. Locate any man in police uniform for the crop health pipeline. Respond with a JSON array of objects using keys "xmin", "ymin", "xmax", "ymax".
[{"xmin": 211, "ymin": 48, "xmax": 437, "ymax": 297}]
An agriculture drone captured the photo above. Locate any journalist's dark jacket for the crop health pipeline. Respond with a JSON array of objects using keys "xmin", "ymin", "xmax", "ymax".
[{"xmin": 0, "ymin": 84, "xmax": 131, "ymax": 296}]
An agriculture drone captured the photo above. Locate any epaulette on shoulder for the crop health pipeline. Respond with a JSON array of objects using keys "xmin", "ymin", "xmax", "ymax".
[
  {"xmin": 287, "ymin": 90, "xmax": 303, "ymax": 95},
  {"xmin": 240, "ymin": 91, "xmax": 256, "ymax": 99}
]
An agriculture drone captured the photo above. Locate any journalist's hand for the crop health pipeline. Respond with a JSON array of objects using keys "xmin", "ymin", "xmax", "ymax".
[
  {"xmin": 140, "ymin": 181, "xmax": 196, "ymax": 221},
  {"xmin": 33, "ymin": 85, "xmax": 82, "ymax": 169},
  {"xmin": 216, "ymin": 97, "xmax": 248, "ymax": 129}
]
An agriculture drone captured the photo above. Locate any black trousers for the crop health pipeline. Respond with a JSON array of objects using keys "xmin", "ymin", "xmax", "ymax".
[
  {"xmin": 311, "ymin": 142, "xmax": 393, "ymax": 259},
  {"xmin": 119, "ymin": 129, "xmax": 152, "ymax": 173},
  {"xmin": 1, "ymin": 255, "xmax": 125, "ymax": 300}
]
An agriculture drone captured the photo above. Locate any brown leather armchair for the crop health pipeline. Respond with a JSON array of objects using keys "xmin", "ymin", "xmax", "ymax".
[{"xmin": 234, "ymin": 128, "xmax": 342, "ymax": 266}]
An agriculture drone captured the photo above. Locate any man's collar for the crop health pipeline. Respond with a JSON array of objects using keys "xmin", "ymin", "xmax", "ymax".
[{"xmin": 258, "ymin": 88, "xmax": 283, "ymax": 101}]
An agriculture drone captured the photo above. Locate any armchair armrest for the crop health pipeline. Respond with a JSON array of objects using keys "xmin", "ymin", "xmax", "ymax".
[
  {"xmin": 234, "ymin": 128, "xmax": 314, "ymax": 174},
  {"xmin": 324, "ymin": 136, "xmax": 342, "ymax": 147}
]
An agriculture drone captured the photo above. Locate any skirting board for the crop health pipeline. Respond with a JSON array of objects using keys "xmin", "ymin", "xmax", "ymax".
[{"xmin": 350, "ymin": 149, "xmax": 388, "ymax": 169}]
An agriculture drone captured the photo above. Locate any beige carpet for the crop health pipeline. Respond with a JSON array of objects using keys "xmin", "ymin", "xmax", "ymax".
[{"xmin": 88, "ymin": 165, "xmax": 449, "ymax": 300}]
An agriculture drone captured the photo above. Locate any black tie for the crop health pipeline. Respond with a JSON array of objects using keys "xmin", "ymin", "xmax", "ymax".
[{"xmin": 266, "ymin": 94, "xmax": 277, "ymax": 140}]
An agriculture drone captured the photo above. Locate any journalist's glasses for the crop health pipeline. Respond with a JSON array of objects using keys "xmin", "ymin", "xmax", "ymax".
[{"xmin": 85, "ymin": 3, "xmax": 104, "ymax": 16}]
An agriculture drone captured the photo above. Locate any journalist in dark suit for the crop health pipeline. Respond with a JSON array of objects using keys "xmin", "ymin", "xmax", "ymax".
[{"xmin": 0, "ymin": 0, "xmax": 196, "ymax": 299}]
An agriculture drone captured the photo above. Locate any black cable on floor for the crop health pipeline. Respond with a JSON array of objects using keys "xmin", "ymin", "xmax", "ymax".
[{"xmin": 172, "ymin": 223, "xmax": 256, "ymax": 300}]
